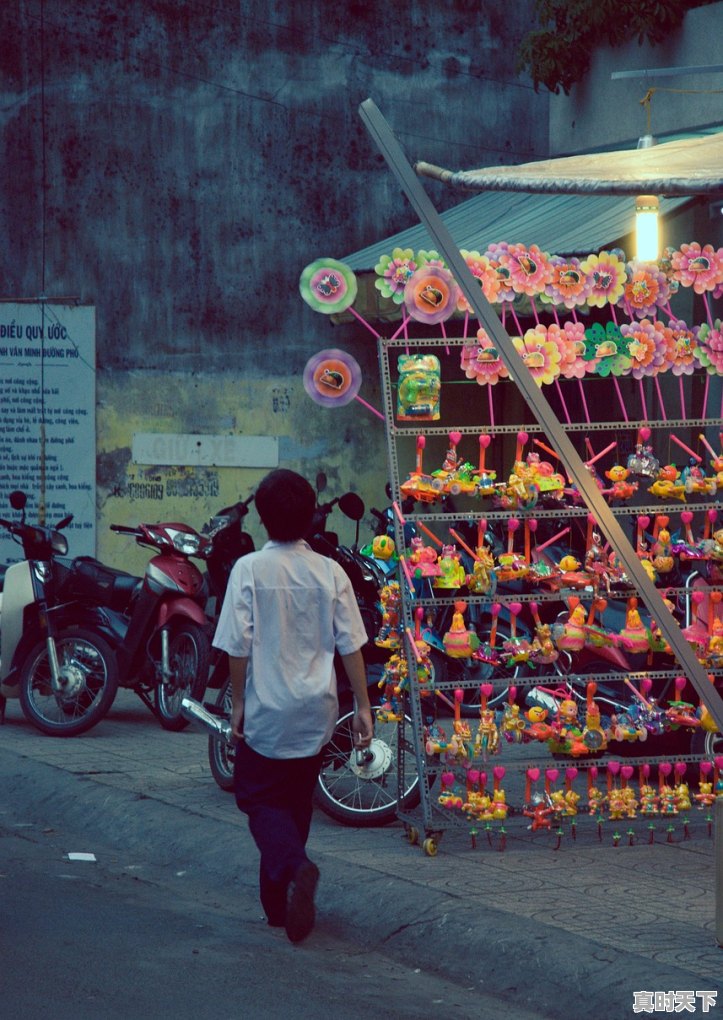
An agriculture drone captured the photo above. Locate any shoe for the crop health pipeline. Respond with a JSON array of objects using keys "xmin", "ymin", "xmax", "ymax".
[{"xmin": 285, "ymin": 861, "xmax": 319, "ymax": 944}]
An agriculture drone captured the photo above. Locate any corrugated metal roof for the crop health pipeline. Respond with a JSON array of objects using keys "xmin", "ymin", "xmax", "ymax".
[{"xmin": 342, "ymin": 191, "xmax": 692, "ymax": 271}]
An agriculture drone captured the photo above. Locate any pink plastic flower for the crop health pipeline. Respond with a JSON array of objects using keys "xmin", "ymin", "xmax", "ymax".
[
  {"xmin": 456, "ymin": 250, "xmax": 501, "ymax": 312},
  {"xmin": 374, "ymin": 247, "xmax": 417, "ymax": 304},
  {"xmin": 550, "ymin": 319, "xmax": 592, "ymax": 379},
  {"xmin": 484, "ymin": 242, "xmax": 517, "ymax": 303},
  {"xmin": 620, "ymin": 261, "xmax": 670, "ymax": 319},
  {"xmin": 512, "ymin": 327, "xmax": 561, "ymax": 386},
  {"xmin": 541, "ymin": 256, "xmax": 591, "ymax": 309},
  {"xmin": 579, "ymin": 250, "xmax": 626, "ymax": 308},
  {"xmin": 662, "ymin": 318, "xmax": 698, "ymax": 376},
  {"xmin": 695, "ymin": 319, "xmax": 723, "ymax": 374},
  {"xmin": 498, "ymin": 243, "xmax": 552, "ymax": 297},
  {"xmin": 461, "ymin": 328, "xmax": 510, "ymax": 386},
  {"xmin": 416, "ymin": 250, "xmax": 446, "ymax": 269},
  {"xmin": 620, "ymin": 318, "xmax": 667, "ymax": 379},
  {"xmin": 671, "ymin": 242, "xmax": 723, "ymax": 295}
]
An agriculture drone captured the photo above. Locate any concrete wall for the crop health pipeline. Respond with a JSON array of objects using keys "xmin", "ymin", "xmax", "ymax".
[
  {"xmin": 0, "ymin": 0, "xmax": 548, "ymax": 571},
  {"xmin": 549, "ymin": 2, "xmax": 723, "ymax": 154}
]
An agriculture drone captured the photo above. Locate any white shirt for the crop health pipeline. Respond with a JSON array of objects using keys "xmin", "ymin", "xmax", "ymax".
[{"xmin": 212, "ymin": 540, "xmax": 368, "ymax": 758}]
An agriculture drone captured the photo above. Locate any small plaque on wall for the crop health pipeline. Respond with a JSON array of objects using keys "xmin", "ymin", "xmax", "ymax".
[{"xmin": 132, "ymin": 433, "xmax": 279, "ymax": 467}]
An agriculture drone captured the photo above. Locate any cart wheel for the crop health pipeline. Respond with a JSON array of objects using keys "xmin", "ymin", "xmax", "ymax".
[
  {"xmin": 423, "ymin": 837, "xmax": 438, "ymax": 857},
  {"xmin": 406, "ymin": 825, "xmax": 419, "ymax": 845}
]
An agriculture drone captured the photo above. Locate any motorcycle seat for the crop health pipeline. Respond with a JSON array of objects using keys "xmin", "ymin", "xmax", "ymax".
[{"xmin": 63, "ymin": 556, "xmax": 142, "ymax": 611}]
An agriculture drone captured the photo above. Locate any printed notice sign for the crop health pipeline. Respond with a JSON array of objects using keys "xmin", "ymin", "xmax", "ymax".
[{"xmin": 0, "ymin": 303, "xmax": 96, "ymax": 562}]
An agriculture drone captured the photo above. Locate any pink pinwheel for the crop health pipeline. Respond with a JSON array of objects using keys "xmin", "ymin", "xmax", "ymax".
[
  {"xmin": 498, "ymin": 243, "xmax": 552, "ymax": 297},
  {"xmin": 456, "ymin": 250, "xmax": 501, "ymax": 312},
  {"xmin": 695, "ymin": 319, "xmax": 723, "ymax": 375},
  {"xmin": 541, "ymin": 256, "xmax": 591, "ymax": 309},
  {"xmin": 461, "ymin": 328, "xmax": 510, "ymax": 386},
  {"xmin": 512, "ymin": 327, "xmax": 561, "ymax": 386},
  {"xmin": 662, "ymin": 318, "xmax": 699, "ymax": 376},
  {"xmin": 403, "ymin": 265, "xmax": 459, "ymax": 324},
  {"xmin": 620, "ymin": 261, "xmax": 670, "ymax": 319},
  {"xmin": 484, "ymin": 242, "xmax": 517, "ymax": 303},
  {"xmin": 579, "ymin": 250, "xmax": 626, "ymax": 308},
  {"xmin": 620, "ymin": 318, "xmax": 667, "ymax": 379},
  {"xmin": 671, "ymin": 242, "xmax": 723, "ymax": 295},
  {"xmin": 552, "ymin": 319, "xmax": 592, "ymax": 379},
  {"xmin": 374, "ymin": 247, "xmax": 418, "ymax": 304}
]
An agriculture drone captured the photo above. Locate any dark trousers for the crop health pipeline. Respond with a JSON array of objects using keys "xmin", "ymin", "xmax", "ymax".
[{"xmin": 233, "ymin": 739, "xmax": 323, "ymax": 924}]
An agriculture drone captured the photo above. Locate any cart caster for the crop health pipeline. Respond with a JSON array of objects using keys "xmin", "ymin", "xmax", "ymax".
[
  {"xmin": 405, "ymin": 825, "xmax": 420, "ymax": 845},
  {"xmin": 423, "ymin": 837, "xmax": 438, "ymax": 857}
]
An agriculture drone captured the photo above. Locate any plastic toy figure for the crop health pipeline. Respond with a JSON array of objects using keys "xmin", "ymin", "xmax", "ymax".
[
  {"xmin": 443, "ymin": 601, "xmax": 481, "ymax": 658},
  {"xmin": 375, "ymin": 581, "xmax": 402, "ymax": 649},
  {"xmin": 474, "ymin": 707, "xmax": 500, "ymax": 759},
  {"xmin": 434, "ymin": 545, "xmax": 466, "ymax": 589},
  {"xmin": 604, "ymin": 464, "xmax": 638, "ymax": 502},
  {"xmin": 523, "ymin": 801, "xmax": 555, "ymax": 831},
  {"xmin": 648, "ymin": 464, "xmax": 687, "ymax": 502}
]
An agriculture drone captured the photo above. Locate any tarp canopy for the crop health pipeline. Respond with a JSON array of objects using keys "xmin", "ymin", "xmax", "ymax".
[{"xmin": 415, "ymin": 131, "xmax": 723, "ymax": 196}]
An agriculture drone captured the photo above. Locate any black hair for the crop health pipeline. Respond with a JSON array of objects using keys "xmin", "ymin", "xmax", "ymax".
[{"xmin": 254, "ymin": 468, "xmax": 316, "ymax": 542}]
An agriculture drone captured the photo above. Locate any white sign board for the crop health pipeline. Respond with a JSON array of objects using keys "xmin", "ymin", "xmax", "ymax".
[
  {"xmin": 132, "ymin": 433, "xmax": 279, "ymax": 467},
  {"xmin": 0, "ymin": 303, "xmax": 96, "ymax": 562}
]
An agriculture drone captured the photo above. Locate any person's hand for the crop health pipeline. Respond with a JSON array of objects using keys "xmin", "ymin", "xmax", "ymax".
[
  {"xmin": 352, "ymin": 706, "xmax": 374, "ymax": 749},
  {"xmin": 231, "ymin": 701, "xmax": 245, "ymax": 743}
]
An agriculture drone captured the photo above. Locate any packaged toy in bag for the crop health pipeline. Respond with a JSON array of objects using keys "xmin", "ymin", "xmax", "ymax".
[{"xmin": 396, "ymin": 354, "xmax": 441, "ymax": 421}]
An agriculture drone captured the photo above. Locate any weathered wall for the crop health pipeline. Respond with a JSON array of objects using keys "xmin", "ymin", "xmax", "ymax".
[{"xmin": 0, "ymin": 0, "xmax": 548, "ymax": 571}]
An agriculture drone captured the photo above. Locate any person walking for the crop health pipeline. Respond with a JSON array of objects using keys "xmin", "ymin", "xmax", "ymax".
[{"xmin": 213, "ymin": 468, "xmax": 374, "ymax": 943}]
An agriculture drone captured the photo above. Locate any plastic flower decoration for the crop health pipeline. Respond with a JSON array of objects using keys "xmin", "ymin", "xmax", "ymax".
[
  {"xmin": 620, "ymin": 261, "xmax": 670, "ymax": 319},
  {"xmin": 498, "ymin": 243, "xmax": 552, "ymax": 297},
  {"xmin": 583, "ymin": 322, "xmax": 632, "ymax": 377},
  {"xmin": 299, "ymin": 258, "xmax": 358, "ymax": 315},
  {"xmin": 460, "ymin": 328, "xmax": 510, "ymax": 386},
  {"xmin": 374, "ymin": 247, "xmax": 417, "ymax": 304},
  {"xmin": 484, "ymin": 243, "xmax": 519, "ymax": 304},
  {"xmin": 512, "ymin": 327, "xmax": 561, "ymax": 386},
  {"xmin": 455, "ymin": 250, "xmax": 501, "ymax": 312},
  {"xmin": 416, "ymin": 250, "xmax": 446, "ymax": 269},
  {"xmin": 671, "ymin": 242, "xmax": 723, "ymax": 295},
  {"xmin": 657, "ymin": 246, "xmax": 680, "ymax": 295},
  {"xmin": 403, "ymin": 265, "xmax": 459, "ymax": 325},
  {"xmin": 548, "ymin": 319, "xmax": 590, "ymax": 379},
  {"xmin": 579, "ymin": 250, "xmax": 626, "ymax": 308},
  {"xmin": 662, "ymin": 317, "xmax": 698, "ymax": 376},
  {"xmin": 541, "ymin": 256, "xmax": 591, "ymax": 309},
  {"xmin": 695, "ymin": 319, "xmax": 723, "ymax": 375},
  {"xmin": 620, "ymin": 319, "xmax": 667, "ymax": 379}
]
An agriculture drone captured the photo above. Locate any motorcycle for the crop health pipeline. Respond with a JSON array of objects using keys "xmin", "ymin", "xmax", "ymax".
[
  {"xmin": 0, "ymin": 490, "xmax": 119, "ymax": 736},
  {"xmin": 189, "ymin": 477, "xmax": 421, "ymax": 827}
]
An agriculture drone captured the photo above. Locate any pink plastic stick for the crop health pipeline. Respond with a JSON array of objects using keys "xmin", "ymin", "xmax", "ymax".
[
  {"xmin": 440, "ymin": 318, "xmax": 450, "ymax": 356},
  {"xmin": 638, "ymin": 379, "xmax": 648, "ymax": 422},
  {"xmin": 679, "ymin": 376, "xmax": 686, "ymax": 420},
  {"xmin": 348, "ymin": 305, "xmax": 381, "ymax": 339},
  {"xmin": 415, "ymin": 434, "xmax": 426, "ymax": 473},
  {"xmin": 399, "ymin": 557, "xmax": 415, "ymax": 593},
  {"xmin": 555, "ymin": 379, "xmax": 571, "ymax": 424},
  {"xmin": 529, "ymin": 296, "xmax": 541, "ymax": 326},
  {"xmin": 586, "ymin": 440, "xmax": 617, "ymax": 467},
  {"xmin": 654, "ymin": 375, "xmax": 668, "ymax": 421},
  {"xmin": 449, "ymin": 528, "xmax": 479, "ymax": 562},
  {"xmin": 354, "ymin": 395, "xmax": 385, "ymax": 421},
  {"xmin": 671, "ymin": 434, "xmax": 701, "ymax": 463},
  {"xmin": 702, "ymin": 372, "xmax": 710, "ymax": 420},
  {"xmin": 611, "ymin": 376, "xmax": 628, "ymax": 421},
  {"xmin": 487, "ymin": 384, "xmax": 495, "ymax": 427},
  {"xmin": 390, "ymin": 313, "xmax": 410, "ymax": 342},
  {"xmin": 534, "ymin": 526, "xmax": 570, "ymax": 554},
  {"xmin": 404, "ymin": 627, "xmax": 423, "ymax": 662},
  {"xmin": 392, "ymin": 501, "xmax": 407, "ymax": 526},
  {"xmin": 703, "ymin": 292, "xmax": 715, "ymax": 329},
  {"xmin": 577, "ymin": 379, "xmax": 591, "ymax": 423},
  {"xmin": 699, "ymin": 433, "xmax": 718, "ymax": 460}
]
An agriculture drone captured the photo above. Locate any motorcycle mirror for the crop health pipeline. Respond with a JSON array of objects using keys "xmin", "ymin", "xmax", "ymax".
[
  {"xmin": 338, "ymin": 492, "xmax": 365, "ymax": 522},
  {"xmin": 315, "ymin": 471, "xmax": 327, "ymax": 496},
  {"xmin": 385, "ymin": 482, "xmax": 392, "ymax": 500},
  {"xmin": 9, "ymin": 490, "xmax": 26, "ymax": 511}
]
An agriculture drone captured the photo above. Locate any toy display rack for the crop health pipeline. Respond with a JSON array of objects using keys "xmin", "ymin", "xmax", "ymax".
[{"xmin": 377, "ymin": 333, "xmax": 723, "ymax": 855}]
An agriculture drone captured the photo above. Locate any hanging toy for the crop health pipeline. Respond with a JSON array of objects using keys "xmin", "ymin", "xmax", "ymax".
[
  {"xmin": 603, "ymin": 463, "xmax": 638, "ymax": 502},
  {"xmin": 695, "ymin": 762, "xmax": 716, "ymax": 808},
  {"xmin": 397, "ymin": 354, "xmax": 441, "ymax": 421},
  {"xmin": 474, "ymin": 683, "xmax": 500, "ymax": 759},
  {"xmin": 529, "ymin": 601, "xmax": 559, "ymax": 665},
  {"xmin": 400, "ymin": 435, "xmax": 443, "ymax": 505},
  {"xmin": 499, "ymin": 686, "xmax": 525, "ymax": 744},
  {"xmin": 587, "ymin": 766, "xmax": 606, "ymax": 815},
  {"xmin": 434, "ymin": 543, "xmax": 466, "ymax": 589},
  {"xmin": 673, "ymin": 762, "xmax": 692, "ymax": 811},
  {"xmin": 464, "ymin": 518, "xmax": 497, "ymax": 595},
  {"xmin": 649, "ymin": 463, "xmax": 687, "ymax": 502},
  {"xmin": 619, "ymin": 597, "xmax": 651, "ymax": 655},
  {"xmin": 375, "ymin": 581, "xmax": 402, "ymax": 649},
  {"xmin": 553, "ymin": 596, "xmax": 587, "ymax": 653},
  {"xmin": 376, "ymin": 652, "xmax": 408, "ymax": 722},
  {"xmin": 443, "ymin": 601, "xmax": 481, "ymax": 659},
  {"xmin": 438, "ymin": 770, "xmax": 463, "ymax": 810},
  {"xmin": 639, "ymin": 764, "xmax": 659, "ymax": 816},
  {"xmin": 666, "ymin": 675, "xmax": 700, "ymax": 730},
  {"xmin": 495, "ymin": 518, "xmax": 529, "ymax": 581},
  {"xmin": 658, "ymin": 762, "xmax": 678, "ymax": 815},
  {"xmin": 563, "ymin": 767, "xmax": 580, "ymax": 816},
  {"xmin": 579, "ymin": 682, "xmax": 607, "ymax": 754},
  {"xmin": 627, "ymin": 426, "xmax": 659, "ymax": 478},
  {"xmin": 445, "ymin": 688, "xmax": 473, "ymax": 764}
]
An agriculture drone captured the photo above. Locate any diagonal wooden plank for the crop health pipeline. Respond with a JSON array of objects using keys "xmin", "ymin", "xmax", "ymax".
[{"xmin": 359, "ymin": 97, "xmax": 723, "ymax": 733}]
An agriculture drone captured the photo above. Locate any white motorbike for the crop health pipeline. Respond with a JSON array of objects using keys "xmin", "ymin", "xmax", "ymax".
[{"xmin": 0, "ymin": 490, "xmax": 119, "ymax": 736}]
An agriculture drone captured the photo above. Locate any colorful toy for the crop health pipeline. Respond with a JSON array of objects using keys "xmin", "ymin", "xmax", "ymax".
[
  {"xmin": 434, "ymin": 545, "xmax": 466, "ymax": 589},
  {"xmin": 375, "ymin": 581, "xmax": 402, "ymax": 649},
  {"xmin": 397, "ymin": 354, "xmax": 441, "ymax": 421},
  {"xmin": 443, "ymin": 601, "xmax": 481, "ymax": 658}
]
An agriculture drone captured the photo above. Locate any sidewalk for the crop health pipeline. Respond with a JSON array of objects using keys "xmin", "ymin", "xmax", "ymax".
[{"xmin": 1, "ymin": 690, "xmax": 720, "ymax": 1020}]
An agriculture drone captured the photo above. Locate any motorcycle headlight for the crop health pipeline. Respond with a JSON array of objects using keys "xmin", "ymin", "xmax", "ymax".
[
  {"xmin": 169, "ymin": 529, "xmax": 203, "ymax": 556},
  {"xmin": 33, "ymin": 561, "xmax": 52, "ymax": 583}
]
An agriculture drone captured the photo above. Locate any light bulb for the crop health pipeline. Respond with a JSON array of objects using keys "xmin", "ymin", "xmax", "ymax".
[{"xmin": 635, "ymin": 194, "xmax": 659, "ymax": 262}]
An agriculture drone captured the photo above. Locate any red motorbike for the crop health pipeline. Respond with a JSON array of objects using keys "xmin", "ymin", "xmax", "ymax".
[{"xmin": 65, "ymin": 520, "xmax": 213, "ymax": 730}]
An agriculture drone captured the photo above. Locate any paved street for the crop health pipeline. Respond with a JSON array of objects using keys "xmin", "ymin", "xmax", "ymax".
[{"xmin": 1, "ymin": 690, "xmax": 721, "ymax": 1019}]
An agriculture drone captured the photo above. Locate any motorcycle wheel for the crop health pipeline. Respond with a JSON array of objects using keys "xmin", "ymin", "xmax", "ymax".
[
  {"xmin": 207, "ymin": 678, "xmax": 235, "ymax": 792},
  {"xmin": 315, "ymin": 703, "xmax": 419, "ymax": 827},
  {"xmin": 155, "ymin": 622, "xmax": 211, "ymax": 732},
  {"xmin": 690, "ymin": 727, "xmax": 723, "ymax": 760},
  {"xmin": 19, "ymin": 627, "xmax": 119, "ymax": 737}
]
